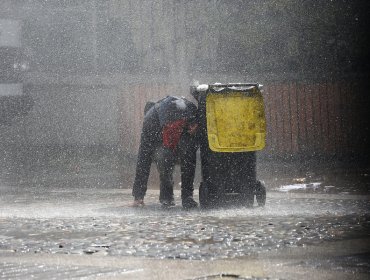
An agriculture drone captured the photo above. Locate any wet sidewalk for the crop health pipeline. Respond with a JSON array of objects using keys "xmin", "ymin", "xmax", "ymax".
[
  {"xmin": 1, "ymin": 189, "xmax": 370, "ymax": 279},
  {"xmin": 0, "ymin": 151, "xmax": 369, "ymax": 279}
]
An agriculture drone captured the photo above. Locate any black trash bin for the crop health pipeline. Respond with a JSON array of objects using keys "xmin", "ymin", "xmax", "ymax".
[{"xmin": 191, "ymin": 83, "xmax": 267, "ymax": 208}]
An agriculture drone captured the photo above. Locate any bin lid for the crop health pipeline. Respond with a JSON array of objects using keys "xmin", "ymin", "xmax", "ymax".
[{"xmin": 206, "ymin": 86, "xmax": 266, "ymax": 152}]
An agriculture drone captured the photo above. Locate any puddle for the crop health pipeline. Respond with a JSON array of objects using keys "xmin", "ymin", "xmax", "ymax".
[{"xmin": 277, "ymin": 182, "xmax": 322, "ymax": 192}]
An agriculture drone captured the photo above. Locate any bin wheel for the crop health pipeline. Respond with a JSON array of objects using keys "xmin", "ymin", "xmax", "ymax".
[
  {"xmin": 255, "ymin": 180, "xmax": 266, "ymax": 206},
  {"xmin": 199, "ymin": 182, "xmax": 210, "ymax": 209},
  {"xmin": 242, "ymin": 193, "xmax": 254, "ymax": 208}
]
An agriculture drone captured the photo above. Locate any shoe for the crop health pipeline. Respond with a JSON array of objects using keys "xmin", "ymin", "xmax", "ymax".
[
  {"xmin": 132, "ymin": 199, "xmax": 145, "ymax": 207},
  {"xmin": 161, "ymin": 200, "xmax": 175, "ymax": 208},
  {"xmin": 182, "ymin": 197, "xmax": 198, "ymax": 209}
]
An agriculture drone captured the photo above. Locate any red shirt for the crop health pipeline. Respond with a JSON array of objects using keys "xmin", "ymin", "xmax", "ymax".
[{"xmin": 162, "ymin": 119, "xmax": 186, "ymax": 151}]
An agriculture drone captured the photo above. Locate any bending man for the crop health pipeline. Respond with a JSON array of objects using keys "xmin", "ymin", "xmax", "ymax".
[{"xmin": 132, "ymin": 96, "xmax": 199, "ymax": 209}]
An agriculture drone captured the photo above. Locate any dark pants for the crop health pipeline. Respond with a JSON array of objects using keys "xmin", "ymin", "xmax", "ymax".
[
  {"xmin": 132, "ymin": 109, "xmax": 197, "ymax": 202},
  {"xmin": 153, "ymin": 139, "xmax": 197, "ymax": 202},
  {"xmin": 153, "ymin": 147, "xmax": 176, "ymax": 203}
]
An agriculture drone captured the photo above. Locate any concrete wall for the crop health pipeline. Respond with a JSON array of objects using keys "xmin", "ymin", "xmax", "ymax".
[{"xmin": 0, "ymin": 85, "xmax": 121, "ymax": 147}]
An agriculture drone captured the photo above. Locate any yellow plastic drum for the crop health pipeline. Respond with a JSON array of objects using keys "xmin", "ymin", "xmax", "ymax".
[{"xmin": 206, "ymin": 89, "xmax": 266, "ymax": 152}]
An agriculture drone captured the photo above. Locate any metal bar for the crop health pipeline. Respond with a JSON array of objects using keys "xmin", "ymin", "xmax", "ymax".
[{"xmin": 208, "ymin": 83, "xmax": 259, "ymax": 88}]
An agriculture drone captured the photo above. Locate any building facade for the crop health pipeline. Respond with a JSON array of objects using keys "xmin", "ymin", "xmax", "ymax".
[{"xmin": 0, "ymin": 0, "xmax": 368, "ymax": 160}]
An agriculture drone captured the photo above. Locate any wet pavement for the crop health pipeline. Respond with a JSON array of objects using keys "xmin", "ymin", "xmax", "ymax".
[{"xmin": 0, "ymin": 152, "xmax": 370, "ymax": 279}]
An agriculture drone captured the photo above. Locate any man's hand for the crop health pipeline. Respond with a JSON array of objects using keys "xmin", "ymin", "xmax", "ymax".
[{"xmin": 188, "ymin": 123, "xmax": 198, "ymax": 135}]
